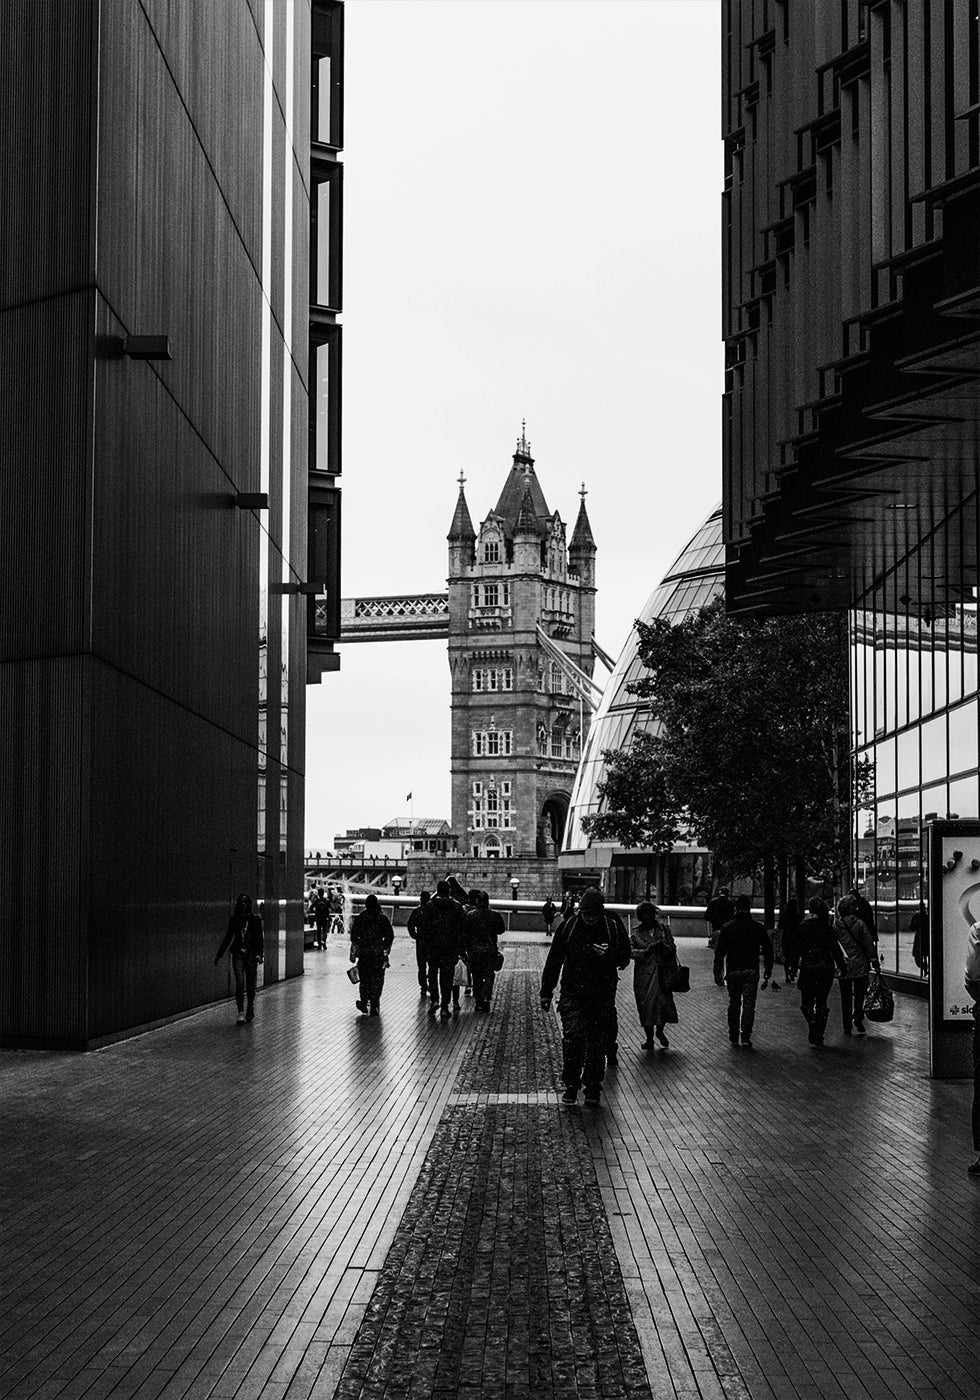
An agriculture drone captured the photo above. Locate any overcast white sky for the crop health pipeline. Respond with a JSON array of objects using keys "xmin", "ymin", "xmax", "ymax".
[{"xmin": 305, "ymin": 0, "xmax": 723, "ymax": 849}]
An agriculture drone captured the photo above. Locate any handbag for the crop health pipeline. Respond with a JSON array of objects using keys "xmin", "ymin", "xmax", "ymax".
[
  {"xmin": 494, "ymin": 950, "xmax": 505, "ymax": 972},
  {"xmin": 663, "ymin": 960, "xmax": 690, "ymax": 994},
  {"xmin": 863, "ymin": 967, "xmax": 893, "ymax": 1022},
  {"xmin": 345, "ymin": 965, "xmax": 359, "ymax": 984}
]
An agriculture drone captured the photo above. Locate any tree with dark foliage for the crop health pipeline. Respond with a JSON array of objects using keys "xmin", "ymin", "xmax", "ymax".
[{"xmin": 583, "ymin": 599, "xmax": 868, "ymax": 922}]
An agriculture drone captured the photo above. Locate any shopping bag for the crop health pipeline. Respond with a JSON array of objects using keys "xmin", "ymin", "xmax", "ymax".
[
  {"xmin": 863, "ymin": 967, "xmax": 893, "ymax": 1022},
  {"xmin": 345, "ymin": 965, "xmax": 359, "ymax": 984}
]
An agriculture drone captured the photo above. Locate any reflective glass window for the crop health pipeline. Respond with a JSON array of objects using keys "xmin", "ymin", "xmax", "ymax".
[
  {"xmin": 948, "ymin": 773, "xmax": 979, "ymax": 820},
  {"xmin": 895, "ymin": 726, "xmax": 920, "ymax": 792},
  {"xmin": 874, "ymin": 740, "xmax": 896, "ymax": 798},
  {"xmin": 948, "ymin": 699, "xmax": 979, "ymax": 777},
  {"xmin": 920, "ymin": 713, "xmax": 948, "ymax": 785}
]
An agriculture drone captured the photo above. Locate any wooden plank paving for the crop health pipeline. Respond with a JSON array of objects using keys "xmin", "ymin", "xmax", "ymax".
[{"xmin": 1, "ymin": 934, "xmax": 977, "ymax": 1400}]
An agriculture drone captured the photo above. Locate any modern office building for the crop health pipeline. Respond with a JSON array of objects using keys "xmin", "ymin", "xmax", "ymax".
[
  {"xmin": 0, "ymin": 1, "xmax": 344, "ymax": 1048},
  {"xmin": 562, "ymin": 504, "xmax": 726, "ymax": 903},
  {"xmin": 723, "ymin": 2, "xmax": 979, "ymax": 971}
]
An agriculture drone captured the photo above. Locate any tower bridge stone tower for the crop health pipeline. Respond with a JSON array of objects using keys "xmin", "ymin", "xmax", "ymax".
[{"xmin": 447, "ymin": 429, "xmax": 597, "ymax": 861}]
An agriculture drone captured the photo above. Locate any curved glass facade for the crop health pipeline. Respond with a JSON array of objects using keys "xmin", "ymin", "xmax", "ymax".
[{"xmin": 564, "ymin": 503, "xmax": 725, "ymax": 856}]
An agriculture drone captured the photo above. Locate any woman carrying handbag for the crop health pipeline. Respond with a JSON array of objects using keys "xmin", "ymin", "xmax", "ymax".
[{"xmin": 630, "ymin": 901, "xmax": 680, "ymax": 1050}]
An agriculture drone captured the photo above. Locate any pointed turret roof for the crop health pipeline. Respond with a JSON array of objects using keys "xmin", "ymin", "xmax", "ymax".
[
  {"xmin": 447, "ymin": 474, "xmax": 476, "ymax": 541},
  {"xmin": 493, "ymin": 422, "xmax": 551, "ymax": 538},
  {"xmin": 569, "ymin": 484, "xmax": 596, "ymax": 552},
  {"xmin": 514, "ymin": 482, "xmax": 542, "ymax": 538}
]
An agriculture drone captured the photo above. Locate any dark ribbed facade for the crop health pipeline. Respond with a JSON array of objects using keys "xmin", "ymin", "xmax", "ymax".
[
  {"xmin": 0, "ymin": 2, "xmax": 340, "ymax": 1048},
  {"xmin": 722, "ymin": 2, "xmax": 979, "ymax": 972},
  {"xmin": 723, "ymin": 0, "xmax": 978, "ymax": 616}
]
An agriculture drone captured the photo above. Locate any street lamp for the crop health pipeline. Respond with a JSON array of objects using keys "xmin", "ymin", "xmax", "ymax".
[
  {"xmin": 510, "ymin": 876, "xmax": 520, "ymax": 902},
  {"xmin": 392, "ymin": 875, "xmax": 403, "ymax": 897}
]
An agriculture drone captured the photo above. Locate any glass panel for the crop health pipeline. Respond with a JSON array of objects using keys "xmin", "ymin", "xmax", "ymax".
[
  {"xmin": 948, "ymin": 698, "xmax": 979, "ymax": 777},
  {"xmin": 317, "ymin": 180, "xmax": 330, "ymax": 305},
  {"xmin": 314, "ymin": 341, "xmax": 330, "ymax": 473},
  {"xmin": 316, "ymin": 55, "xmax": 332, "ymax": 143},
  {"xmin": 920, "ymin": 712, "xmax": 948, "ymax": 784},
  {"xmin": 895, "ymin": 726, "xmax": 919, "ymax": 792},
  {"xmin": 948, "ymin": 773, "xmax": 979, "ymax": 820},
  {"xmin": 874, "ymin": 739, "xmax": 895, "ymax": 797},
  {"xmin": 919, "ymin": 782, "xmax": 947, "ymax": 825}
]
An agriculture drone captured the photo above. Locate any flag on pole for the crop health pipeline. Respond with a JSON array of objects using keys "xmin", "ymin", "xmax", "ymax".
[{"xmin": 405, "ymin": 792, "xmax": 412, "ymax": 802}]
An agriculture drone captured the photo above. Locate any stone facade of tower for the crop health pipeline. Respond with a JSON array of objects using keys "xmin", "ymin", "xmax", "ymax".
[{"xmin": 447, "ymin": 433, "xmax": 597, "ymax": 861}]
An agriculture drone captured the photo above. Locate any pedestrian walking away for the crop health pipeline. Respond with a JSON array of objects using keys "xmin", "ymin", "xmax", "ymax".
[
  {"xmin": 848, "ymin": 886, "xmax": 877, "ymax": 937},
  {"xmin": 778, "ymin": 897, "xmax": 802, "ymax": 984},
  {"xmin": 713, "ymin": 894, "xmax": 773, "ymax": 1047},
  {"xmin": 835, "ymin": 895, "xmax": 878, "ymax": 1035},
  {"xmin": 541, "ymin": 896, "xmax": 557, "ymax": 938},
  {"xmin": 705, "ymin": 887, "xmax": 735, "ymax": 950},
  {"xmin": 214, "ymin": 893, "xmax": 265, "ymax": 1024},
  {"xmin": 349, "ymin": 893, "xmax": 394, "ymax": 1016},
  {"xmin": 965, "ymin": 917, "xmax": 980, "ymax": 1176},
  {"xmin": 407, "ymin": 889, "xmax": 431, "ymax": 996},
  {"xmin": 795, "ymin": 898, "xmax": 846, "ymax": 1046},
  {"xmin": 540, "ymin": 886, "xmax": 631, "ymax": 1106},
  {"xmin": 424, "ymin": 880, "xmax": 468, "ymax": 1019},
  {"xmin": 464, "ymin": 891, "xmax": 505, "ymax": 1012},
  {"xmin": 911, "ymin": 900, "xmax": 929, "ymax": 977},
  {"xmin": 630, "ymin": 901, "xmax": 679, "ymax": 1050},
  {"xmin": 312, "ymin": 889, "xmax": 330, "ymax": 949}
]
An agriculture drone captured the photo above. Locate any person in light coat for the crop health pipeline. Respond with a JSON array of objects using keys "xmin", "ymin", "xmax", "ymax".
[{"xmin": 629, "ymin": 901, "xmax": 678, "ymax": 1050}]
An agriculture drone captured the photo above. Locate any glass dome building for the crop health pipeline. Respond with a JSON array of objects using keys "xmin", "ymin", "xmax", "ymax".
[{"xmin": 562, "ymin": 502, "xmax": 725, "ymax": 900}]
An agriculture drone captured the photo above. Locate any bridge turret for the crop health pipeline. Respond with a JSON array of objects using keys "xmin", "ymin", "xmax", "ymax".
[
  {"xmin": 512, "ymin": 481, "xmax": 543, "ymax": 573},
  {"xmin": 447, "ymin": 473, "xmax": 476, "ymax": 576}
]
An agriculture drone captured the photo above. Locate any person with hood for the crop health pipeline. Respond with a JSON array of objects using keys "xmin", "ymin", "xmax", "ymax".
[
  {"xmin": 464, "ymin": 891, "xmax": 505, "ymax": 1012},
  {"xmin": 630, "ymin": 901, "xmax": 679, "ymax": 1050},
  {"xmin": 795, "ymin": 897, "xmax": 846, "ymax": 1046},
  {"xmin": 539, "ymin": 886, "xmax": 631, "ymax": 1106},
  {"xmin": 214, "ymin": 893, "xmax": 265, "ymax": 1025},
  {"xmin": 407, "ymin": 889, "xmax": 431, "ymax": 996},
  {"xmin": 713, "ymin": 894, "xmax": 774, "ymax": 1047},
  {"xmin": 349, "ymin": 893, "xmax": 394, "ymax": 1016},
  {"xmin": 835, "ymin": 895, "xmax": 878, "ymax": 1035},
  {"xmin": 425, "ymin": 880, "xmax": 469, "ymax": 1019}
]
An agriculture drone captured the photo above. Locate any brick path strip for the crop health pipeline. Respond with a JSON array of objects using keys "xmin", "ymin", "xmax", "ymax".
[{"xmin": 333, "ymin": 952, "xmax": 653, "ymax": 1399}]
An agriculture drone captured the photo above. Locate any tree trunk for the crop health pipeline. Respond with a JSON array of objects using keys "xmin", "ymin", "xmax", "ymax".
[
  {"xmin": 763, "ymin": 851, "xmax": 776, "ymax": 930},
  {"xmin": 795, "ymin": 853, "xmax": 807, "ymax": 910},
  {"xmin": 778, "ymin": 856, "xmax": 788, "ymax": 917}
]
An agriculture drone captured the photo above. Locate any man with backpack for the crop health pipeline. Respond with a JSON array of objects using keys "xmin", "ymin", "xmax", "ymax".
[{"xmin": 539, "ymin": 886, "xmax": 631, "ymax": 1106}]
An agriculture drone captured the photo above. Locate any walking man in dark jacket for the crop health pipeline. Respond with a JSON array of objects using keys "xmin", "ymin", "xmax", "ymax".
[
  {"xmin": 425, "ymin": 880, "xmax": 468, "ymax": 1019},
  {"xmin": 713, "ymin": 894, "xmax": 773, "ymax": 1047},
  {"xmin": 540, "ymin": 887, "xmax": 631, "ymax": 1106},
  {"xmin": 465, "ymin": 892, "xmax": 505, "ymax": 1012},
  {"xmin": 407, "ymin": 890, "xmax": 431, "ymax": 996},
  {"xmin": 705, "ymin": 888, "xmax": 735, "ymax": 949},
  {"xmin": 214, "ymin": 893, "xmax": 265, "ymax": 1025}
]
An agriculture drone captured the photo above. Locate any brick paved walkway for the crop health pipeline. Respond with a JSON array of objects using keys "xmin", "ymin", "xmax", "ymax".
[{"xmin": 2, "ymin": 937, "xmax": 978, "ymax": 1400}]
